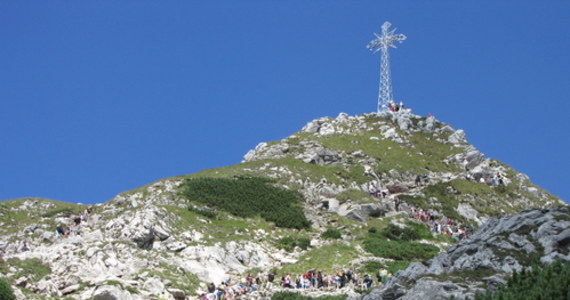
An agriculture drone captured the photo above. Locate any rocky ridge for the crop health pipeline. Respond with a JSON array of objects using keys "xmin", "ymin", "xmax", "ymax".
[
  {"xmin": 0, "ymin": 110, "xmax": 566, "ymax": 300},
  {"xmin": 359, "ymin": 207, "xmax": 570, "ymax": 300}
]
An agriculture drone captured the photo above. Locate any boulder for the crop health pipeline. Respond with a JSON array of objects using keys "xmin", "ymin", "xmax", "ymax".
[
  {"xmin": 92, "ymin": 285, "xmax": 127, "ymax": 300},
  {"xmin": 166, "ymin": 241, "xmax": 187, "ymax": 252},
  {"xmin": 168, "ymin": 288, "xmax": 186, "ymax": 300},
  {"xmin": 448, "ymin": 129, "xmax": 466, "ymax": 144},
  {"xmin": 153, "ymin": 226, "xmax": 170, "ymax": 241},
  {"xmin": 61, "ymin": 284, "xmax": 81, "ymax": 295},
  {"xmin": 142, "ymin": 277, "xmax": 165, "ymax": 296}
]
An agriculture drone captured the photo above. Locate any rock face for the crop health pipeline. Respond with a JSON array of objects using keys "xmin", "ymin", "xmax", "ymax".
[{"xmin": 361, "ymin": 207, "xmax": 570, "ymax": 300}]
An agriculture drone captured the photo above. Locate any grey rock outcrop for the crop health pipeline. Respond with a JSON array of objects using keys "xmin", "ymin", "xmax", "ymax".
[{"xmin": 362, "ymin": 207, "xmax": 570, "ymax": 300}]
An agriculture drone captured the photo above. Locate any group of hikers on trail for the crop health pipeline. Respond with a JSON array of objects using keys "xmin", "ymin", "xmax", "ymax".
[
  {"xmin": 196, "ymin": 268, "xmax": 392, "ymax": 300},
  {"xmin": 55, "ymin": 206, "xmax": 93, "ymax": 238}
]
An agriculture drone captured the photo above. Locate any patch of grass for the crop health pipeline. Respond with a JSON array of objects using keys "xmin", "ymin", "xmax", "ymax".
[
  {"xmin": 368, "ymin": 224, "xmax": 421, "ymax": 241},
  {"xmin": 405, "ymin": 222, "xmax": 435, "ymax": 241},
  {"xmin": 2, "ymin": 258, "xmax": 51, "ymax": 283},
  {"xmin": 0, "ymin": 198, "xmax": 86, "ymax": 236},
  {"xmin": 179, "ymin": 176, "xmax": 310, "ymax": 229},
  {"xmin": 187, "ymin": 206, "xmax": 218, "ymax": 219},
  {"xmin": 432, "ymin": 268, "xmax": 496, "ymax": 284},
  {"xmin": 278, "ymin": 243, "xmax": 360, "ymax": 275},
  {"xmin": 363, "ymin": 238, "xmax": 440, "ymax": 261},
  {"xmin": 337, "ymin": 189, "xmax": 374, "ymax": 204},
  {"xmin": 359, "ymin": 260, "xmax": 412, "ymax": 276},
  {"xmin": 339, "ymin": 165, "xmax": 371, "ymax": 185},
  {"xmin": 163, "ymin": 205, "xmax": 274, "ymax": 245},
  {"xmin": 276, "ymin": 236, "xmax": 311, "ymax": 252},
  {"xmin": 137, "ymin": 262, "xmax": 201, "ymax": 296},
  {"xmin": 399, "ymin": 180, "xmax": 496, "ymax": 223},
  {"xmin": 315, "ymin": 127, "xmax": 462, "ymax": 176}
]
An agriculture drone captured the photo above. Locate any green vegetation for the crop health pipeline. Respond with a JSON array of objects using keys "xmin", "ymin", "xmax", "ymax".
[
  {"xmin": 0, "ymin": 258, "xmax": 52, "ymax": 292},
  {"xmin": 279, "ymin": 243, "xmax": 360, "ymax": 275},
  {"xmin": 471, "ymin": 260, "xmax": 570, "ymax": 300},
  {"xmin": 363, "ymin": 239, "xmax": 439, "ymax": 261},
  {"xmin": 136, "ymin": 262, "xmax": 200, "ymax": 296},
  {"xmin": 370, "ymin": 224, "xmax": 421, "ymax": 241},
  {"xmin": 187, "ymin": 206, "xmax": 218, "ymax": 219},
  {"xmin": 400, "ymin": 179, "xmax": 505, "ymax": 223},
  {"xmin": 337, "ymin": 189, "xmax": 373, "ymax": 204},
  {"xmin": 179, "ymin": 176, "xmax": 310, "ymax": 229},
  {"xmin": 321, "ymin": 228, "xmax": 342, "ymax": 240},
  {"xmin": 434, "ymin": 268, "xmax": 496, "ymax": 285},
  {"xmin": 0, "ymin": 278, "xmax": 15, "ymax": 300},
  {"xmin": 363, "ymin": 223, "xmax": 440, "ymax": 262},
  {"xmin": 360, "ymin": 260, "xmax": 412, "ymax": 275},
  {"xmin": 272, "ymin": 291, "xmax": 347, "ymax": 300},
  {"xmin": 276, "ymin": 236, "xmax": 311, "ymax": 252},
  {"xmin": 0, "ymin": 198, "xmax": 85, "ymax": 236},
  {"xmin": 163, "ymin": 205, "xmax": 277, "ymax": 244},
  {"xmin": 316, "ymin": 130, "xmax": 462, "ymax": 175}
]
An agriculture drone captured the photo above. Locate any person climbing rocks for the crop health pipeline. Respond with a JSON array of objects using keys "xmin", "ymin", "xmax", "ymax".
[{"xmin": 394, "ymin": 197, "xmax": 401, "ymax": 211}]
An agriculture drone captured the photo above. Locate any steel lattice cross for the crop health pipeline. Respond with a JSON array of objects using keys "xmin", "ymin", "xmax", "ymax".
[{"xmin": 367, "ymin": 22, "xmax": 406, "ymax": 114}]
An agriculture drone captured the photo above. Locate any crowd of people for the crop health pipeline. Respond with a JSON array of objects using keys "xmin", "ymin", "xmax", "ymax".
[
  {"xmin": 387, "ymin": 100, "xmax": 404, "ymax": 112},
  {"xmin": 196, "ymin": 268, "xmax": 393, "ymax": 300}
]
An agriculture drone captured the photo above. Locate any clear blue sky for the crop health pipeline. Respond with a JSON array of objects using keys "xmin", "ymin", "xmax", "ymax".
[{"xmin": 1, "ymin": 2, "xmax": 569, "ymax": 205}]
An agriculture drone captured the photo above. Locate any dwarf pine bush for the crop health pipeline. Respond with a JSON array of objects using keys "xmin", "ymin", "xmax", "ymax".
[
  {"xmin": 180, "ymin": 177, "xmax": 310, "ymax": 229},
  {"xmin": 0, "ymin": 278, "xmax": 15, "ymax": 300}
]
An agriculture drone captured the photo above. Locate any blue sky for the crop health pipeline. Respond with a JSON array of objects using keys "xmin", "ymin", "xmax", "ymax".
[{"xmin": 1, "ymin": 2, "xmax": 569, "ymax": 205}]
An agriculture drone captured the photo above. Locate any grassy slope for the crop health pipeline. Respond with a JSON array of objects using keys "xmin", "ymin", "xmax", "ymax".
[{"xmin": 0, "ymin": 198, "xmax": 86, "ymax": 237}]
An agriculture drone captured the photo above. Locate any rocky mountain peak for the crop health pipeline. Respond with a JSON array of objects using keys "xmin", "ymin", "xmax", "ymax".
[{"xmin": 0, "ymin": 110, "xmax": 566, "ymax": 300}]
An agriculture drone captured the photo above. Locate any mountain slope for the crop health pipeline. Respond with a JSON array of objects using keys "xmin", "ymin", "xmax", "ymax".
[{"xmin": 0, "ymin": 110, "xmax": 565, "ymax": 300}]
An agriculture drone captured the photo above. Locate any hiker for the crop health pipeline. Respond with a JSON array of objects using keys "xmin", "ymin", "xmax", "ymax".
[
  {"xmin": 379, "ymin": 268, "xmax": 389, "ymax": 284},
  {"xmin": 369, "ymin": 188, "xmax": 379, "ymax": 198},
  {"xmin": 208, "ymin": 282, "xmax": 216, "ymax": 293},
  {"xmin": 56, "ymin": 226, "xmax": 70, "ymax": 238},
  {"xmin": 421, "ymin": 174, "xmax": 429, "ymax": 184},
  {"xmin": 266, "ymin": 272, "xmax": 275, "ymax": 290},
  {"xmin": 317, "ymin": 271, "xmax": 324, "ymax": 288},
  {"xmin": 73, "ymin": 215, "xmax": 81, "ymax": 226},
  {"xmin": 415, "ymin": 175, "xmax": 422, "ymax": 186},
  {"xmin": 380, "ymin": 187, "xmax": 390, "ymax": 198},
  {"xmin": 245, "ymin": 273, "xmax": 253, "ymax": 287},
  {"xmin": 363, "ymin": 274, "xmax": 373, "ymax": 288},
  {"xmin": 21, "ymin": 241, "xmax": 30, "ymax": 252},
  {"xmin": 394, "ymin": 197, "xmax": 401, "ymax": 211}
]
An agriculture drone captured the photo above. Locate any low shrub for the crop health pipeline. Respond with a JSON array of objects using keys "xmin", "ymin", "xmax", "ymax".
[
  {"xmin": 472, "ymin": 260, "xmax": 570, "ymax": 300},
  {"xmin": 179, "ymin": 177, "xmax": 310, "ymax": 229},
  {"xmin": 382, "ymin": 224, "xmax": 421, "ymax": 241},
  {"xmin": 187, "ymin": 206, "xmax": 217, "ymax": 219},
  {"xmin": 0, "ymin": 278, "xmax": 15, "ymax": 300},
  {"xmin": 321, "ymin": 228, "xmax": 342, "ymax": 240},
  {"xmin": 276, "ymin": 236, "xmax": 311, "ymax": 252},
  {"xmin": 368, "ymin": 224, "xmax": 422, "ymax": 241}
]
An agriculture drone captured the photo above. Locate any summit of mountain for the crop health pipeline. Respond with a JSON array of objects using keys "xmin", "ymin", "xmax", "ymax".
[{"xmin": 0, "ymin": 109, "xmax": 565, "ymax": 300}]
